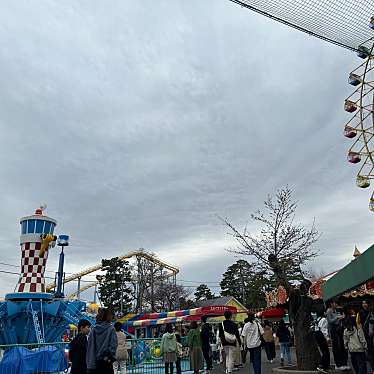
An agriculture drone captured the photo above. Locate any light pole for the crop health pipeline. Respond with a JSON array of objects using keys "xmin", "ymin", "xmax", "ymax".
[{"xmin": 54, "ymin": 235, "xmax": 69, "ymax": 299}]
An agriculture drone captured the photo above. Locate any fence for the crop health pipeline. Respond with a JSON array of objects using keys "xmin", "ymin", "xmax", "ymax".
[
  {"xmin": 126, "ymin": 338, "xmax": 191, "ymax": 374},
  {"xmin": 0, "ymin": 338, "xmax": 193, "ymax": 374}
]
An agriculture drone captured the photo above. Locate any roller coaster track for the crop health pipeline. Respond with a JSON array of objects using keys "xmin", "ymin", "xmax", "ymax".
[
  {"xmin": 67, "ymin": 281, "xmax": 98, "ymax": 300},
  {"xmin": 46, "ymin": 250, "xmax": 179, "ymax": 294}
]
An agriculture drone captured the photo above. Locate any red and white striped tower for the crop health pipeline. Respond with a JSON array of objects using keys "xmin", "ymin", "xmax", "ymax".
[{"xmin": 16, "ymin": 207, "xmax": 57, "ymax": 294}]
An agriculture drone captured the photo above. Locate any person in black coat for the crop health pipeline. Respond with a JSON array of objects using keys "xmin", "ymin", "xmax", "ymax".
[
  {"xmin": 69, "ymin": 319, "xmax": 92, "ymax": 374},
  {"xmin": 201, "ymin": 315, "xmax": 213, "ymax": 372},
  {"xmin": 218, "ymin": 311, "xmax": 241, "ymax": 374}
]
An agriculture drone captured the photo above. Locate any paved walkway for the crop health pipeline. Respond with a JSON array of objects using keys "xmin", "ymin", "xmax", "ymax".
[{"xmin": 211, "ymin": 348, "xmax": 297, "ymax": 374}]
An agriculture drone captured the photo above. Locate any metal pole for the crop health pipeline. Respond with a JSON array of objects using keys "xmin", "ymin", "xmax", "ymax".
[
  {"xmin": 94, "ymin": 283, "xmax": 97, "ymax": 304},
  {"xmin": 55, "ymin": 247, "xmax": 65, "ymax": 298},
  {"xmin": 77, "ymin": 277, "xmax": 81, "ymax": 300}
]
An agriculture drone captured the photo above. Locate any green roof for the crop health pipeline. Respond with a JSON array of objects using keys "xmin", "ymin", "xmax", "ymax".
[{"xmin": 322, "ymin": 244, "xmax": 374, "ymax": 301}]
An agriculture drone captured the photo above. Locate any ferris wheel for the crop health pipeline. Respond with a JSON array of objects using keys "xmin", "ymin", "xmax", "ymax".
[{"xmin": 344, "ymin": 18, "xmax": 374, "ymax": 212}]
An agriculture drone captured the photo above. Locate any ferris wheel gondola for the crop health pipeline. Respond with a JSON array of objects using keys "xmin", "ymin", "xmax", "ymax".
[{"xmin": 344, "ymin": 20, "xmax": 374, "ymax": 212}]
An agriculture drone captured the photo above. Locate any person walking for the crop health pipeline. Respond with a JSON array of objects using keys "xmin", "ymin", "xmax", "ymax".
[
  {"xmin": 69, "ymin": 319, "xmax": 91, "ymax": 374},
  {"xmin": 219, "ymin": 311, "xmax": 241, "ymax": 374},
  {"xmin": 263, "ymin": 320, "xmax": 275, "ymax": 363},
  {"xmin": 87, "ymin": 308, "xmax": 118, "ymax": 374},
  {"xmin": 201, "ymin": 315, "xmax": 213, "ymax": 373},
  {"xmin": 314, "ymin": 311, "xmax": 330, "ymax": 374},
  {"xmin": 113, "ymin": 322, "xmax": 128, "ymax": 374},
  {"xmin": 161, "ymin": 324, "xmax": 178, "ymax": 374},
  {"xmin": 327, "ymin": 300, "xmax": 349, "ymax": 370},
  {"xmin": 241, "ymin": 313, "xmax": 263, "ymax": 374},
  {"xmin": 276, "ymin": 319, "xmax": 292, "ymax": 366},
  {"xmin": 175, "ymin": 332, "xmax": 183, "ymax": 374},
  {"xmin": 240, "ymin": 318, "xmax": 249, "ymax": 364},
  {"xmin": 358, "ymin": 300, "xmax": 374, "ymax": 373},
  {"xmin": 188, "ymin": 321, "xmax": 204, "ymax": 374},
  {"xmin": 344, "ymin": 317, "xmax": 367, "ymax": 374}
]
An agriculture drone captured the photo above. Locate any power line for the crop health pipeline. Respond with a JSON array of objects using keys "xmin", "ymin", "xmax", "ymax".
[{"xmin": 178, "ymin": 279, "xmax": 220, "ymax": 284}]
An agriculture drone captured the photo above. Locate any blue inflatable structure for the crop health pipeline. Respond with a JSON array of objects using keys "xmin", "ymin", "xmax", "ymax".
[
  {"xmin": 0, "ymin": 207, "xmax": 94, "ymax": 346},
  {"xmin": 0, "ymin": 346, "xmax": 68, "ymax": 374}
]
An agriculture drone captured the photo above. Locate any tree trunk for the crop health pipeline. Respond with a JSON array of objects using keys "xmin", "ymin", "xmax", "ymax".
[{"xmin": 289, "ymin": 289, "xmax": 320, "ymax": 370}]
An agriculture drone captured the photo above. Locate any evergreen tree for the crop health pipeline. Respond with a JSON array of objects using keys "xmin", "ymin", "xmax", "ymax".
[
  {"xmin": 97, "ymin": 257, "xmax": 133, "ymax": 316},
  {"xmin": 194, "ymin": 284, "xmax": 215, "ymax": 301},
  {"xmin": 220, "ymin": 260, "xmax": 268, "ymax": 309}
]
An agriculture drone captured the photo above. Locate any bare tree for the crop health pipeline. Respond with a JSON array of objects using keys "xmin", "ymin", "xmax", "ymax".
[
  {"xmin": 223, "ymin": 187, "xmax": 321, "ymax": 370},
  {"xmin": 153, "ymin": 283, "xmax": 191, "ymax": 311}
]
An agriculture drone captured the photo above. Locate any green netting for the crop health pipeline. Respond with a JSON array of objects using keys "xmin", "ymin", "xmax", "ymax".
[{"xmin": 229, "ymin": 0, "xmax": 374, "ymax": 51}]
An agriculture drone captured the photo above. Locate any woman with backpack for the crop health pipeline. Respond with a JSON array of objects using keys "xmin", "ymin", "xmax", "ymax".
[{"xmin": 161, "ymin": 324, "xmax": 178, "ymax": 374}]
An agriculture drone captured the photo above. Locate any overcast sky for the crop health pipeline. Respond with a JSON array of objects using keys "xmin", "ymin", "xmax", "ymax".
[{"xmin": 0, "ymin": 1, "xmax": 372, "ymax": 300}]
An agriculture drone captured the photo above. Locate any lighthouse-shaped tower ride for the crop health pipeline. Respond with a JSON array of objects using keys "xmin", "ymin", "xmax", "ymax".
[
  {"xmin": 15, "ymin": 206, "xmax": 57, "ymax": 294},
  {"xmin": 0, "ymin": 207, "xmax": 93, "ymax": 345}
]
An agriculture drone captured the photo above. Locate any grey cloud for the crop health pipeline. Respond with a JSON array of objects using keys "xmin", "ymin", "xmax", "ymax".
[{"xmin": 0, "ymin": 1, "xmax": 369, "ymax": 298}]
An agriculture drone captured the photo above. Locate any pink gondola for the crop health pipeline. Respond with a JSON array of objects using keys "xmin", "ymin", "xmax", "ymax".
[
  {"xmin": 347, "ymin": 152, "xmax": 361, "ymax": 164},
  {"xmin": 344, "ymin": 100, "xmax": 357, "ymax": 113},
  {"xmin": 344, "ymin": 126, "xmax": 357, "ymax": 138}
]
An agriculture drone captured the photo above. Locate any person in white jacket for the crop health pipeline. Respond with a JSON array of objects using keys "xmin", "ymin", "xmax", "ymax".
[
  {"xmin": 343, "ymin": 317, "xmax": 367, "ymax": 374},
  {"xmin": 241, "ymin": 314, "xmax": 264, "ymax": 374}
]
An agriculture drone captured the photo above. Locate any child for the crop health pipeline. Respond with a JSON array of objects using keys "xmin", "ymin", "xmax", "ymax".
[
  {"xmin": 114, "ymin": 322, "xmax": 128, "ymax": 374},
  {"xmin": 69, "ymin": 319, "xmax": 91, "ymax": 374},
  {"xmin": 343, "ymin": 317, "xmax": 367, "ymax": 374}
]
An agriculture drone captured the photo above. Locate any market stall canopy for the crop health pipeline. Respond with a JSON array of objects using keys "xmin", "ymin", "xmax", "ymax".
[
  {"xmin": 123, "ymin": 305, "xmax": 238, "ymax": 328},
  {"xmin": 322, "ymin": 244, "xmax": 374, "ymax": 301}
]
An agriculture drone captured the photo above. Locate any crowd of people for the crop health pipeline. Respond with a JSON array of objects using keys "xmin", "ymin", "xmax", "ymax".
[
  {"xmin": 322, "ymin": 300, "xmax": 374, "ymax": 374},
  {"xmin": 69, "ymin": 308, "xmax": 126, "ymax": 374},
  {"xmin": 66, "ymin": 300, "xmax": 374, "ymax": 374}
]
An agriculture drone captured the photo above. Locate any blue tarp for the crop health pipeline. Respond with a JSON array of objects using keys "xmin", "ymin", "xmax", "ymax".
[{"xmin": 0, "ymin": 346, "xmax": 68, "ymax": 374}]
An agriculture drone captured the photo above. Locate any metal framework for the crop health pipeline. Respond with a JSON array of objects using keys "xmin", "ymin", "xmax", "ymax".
[
  {"xmin": 229, "ymin": 0, "xmax": 374, "ymax": 51},
  {"xmin": 344, "ymin": 38, "xmax": 374, "ymax": 211},
  {"xmin": 45, "ymin": 250, "xmax": 179, "ymax": 304}
]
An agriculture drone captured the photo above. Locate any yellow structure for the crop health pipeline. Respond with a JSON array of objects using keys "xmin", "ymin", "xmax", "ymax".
[{"xmin": 197, "ymin": 296, "xmax": 248, "ymax": 323}]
